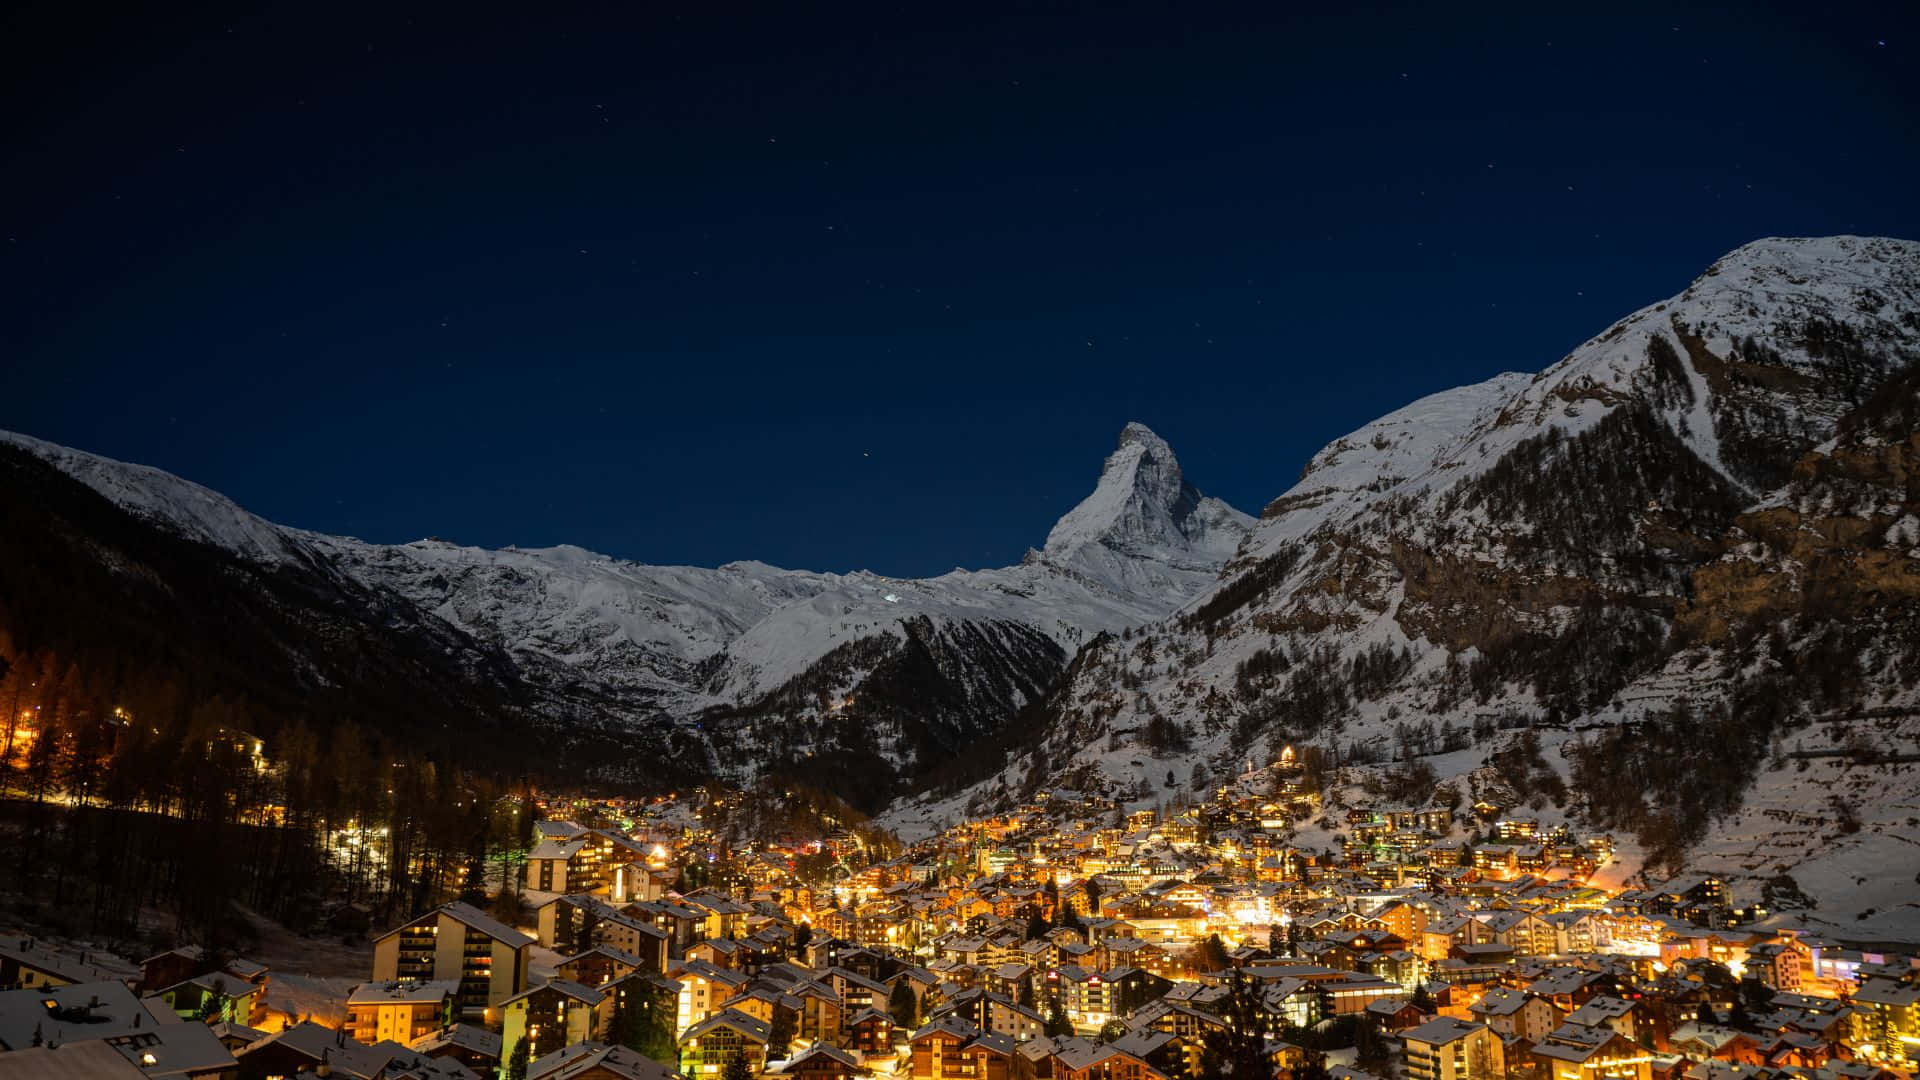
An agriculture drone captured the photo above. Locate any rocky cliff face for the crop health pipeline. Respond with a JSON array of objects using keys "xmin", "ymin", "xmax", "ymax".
[{"xmin": 886, "ymin": 237, "xmax": 1920, "ymax": 924}]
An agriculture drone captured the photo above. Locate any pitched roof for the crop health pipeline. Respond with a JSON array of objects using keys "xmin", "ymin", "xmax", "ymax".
[
  {"xmin": 349, "ymin": 979, "xmax": 461, "ymax": 1005},
  {"xmin": 0, "ymin": 980, "xmax": 150, "ymax": 1051},
  {"xmin": 502, "ymin": 979, "xmax": 605, "ymax": 1008},
  {"xmin": 1400, "ymin": 1017, "xmax": 1487, "ymax": 1048},
  {"xmin": 374, "ymin": 902, "xmax": 535, "ymax": 949},
  {"xmin": 529, "ymin": 837, "xmax": 590, "ymax": 861},
  {"xmin": 409, "ymin": 1023, "xmax": 503, "ymax": 1060},
  {"xmin": 0, "ymin": 1040, "xmax": 148, "ymax": 1080},
  {"xmin": 776, "ymin": 1044, "xmax": 866, "ymax": 1073},
  {"xmin": 530, "ymin": 1041, "xmax": 683, "ymax": 1080},
  {"xmin": 681, "ymin": 1008, "xmax": 772, "ymax": 1044},
  {"xmin": 236, "ymin": 1019, "xmax": 390, "ymax": 1077}
]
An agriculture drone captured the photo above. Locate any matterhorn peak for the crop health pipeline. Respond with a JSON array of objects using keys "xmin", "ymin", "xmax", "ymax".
[{"xmin": 1042, "ymin": 423, "xmax": 1250, "ymax": 560}]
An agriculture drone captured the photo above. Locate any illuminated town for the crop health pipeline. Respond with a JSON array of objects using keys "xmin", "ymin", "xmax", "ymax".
[{"xmin": 3, "ymin": 744, "xmax": 1915, "ymax": 1080}]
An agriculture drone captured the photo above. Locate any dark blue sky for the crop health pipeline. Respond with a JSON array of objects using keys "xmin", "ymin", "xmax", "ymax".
[{"xmin": 5, "ymin": 4, "xmax": 1917, "ymax": 576}]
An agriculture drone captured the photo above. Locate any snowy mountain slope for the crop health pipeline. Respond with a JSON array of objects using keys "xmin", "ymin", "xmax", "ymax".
[
  {"xmin": 0, "ymin": 421, "xmax": 1251, "ymax": 798},
  {"xmin": 887, "ymin": 236, "xmax": 1920, "ymax": 921},
  {"xmin": 1246, "ymin": 373, "xmax": 1537, "ymax": 552}
]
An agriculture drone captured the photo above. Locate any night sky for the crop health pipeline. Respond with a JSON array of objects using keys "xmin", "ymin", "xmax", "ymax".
[{"xmin": 5, "ymin": 4, "xmax": 1918, "ymax": 577}]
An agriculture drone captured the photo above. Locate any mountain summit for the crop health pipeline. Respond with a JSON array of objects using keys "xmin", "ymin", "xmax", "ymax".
[{"xmin": 1044, "ymin": 422, "xmax": 1250, "ymax": 562}]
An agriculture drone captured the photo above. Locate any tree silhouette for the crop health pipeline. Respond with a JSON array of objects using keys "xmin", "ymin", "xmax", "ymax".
[
  {"xmin": 889, "ymin": 980, "xmax": 920, "ymax": 1028},
  {"xmin": 1198, "ymin": 971, "xmax": 1267, "ymax": 1080},
  {"xmin": 722, "ymin": 1047, "xmax": 753, "ymax": 1080}
]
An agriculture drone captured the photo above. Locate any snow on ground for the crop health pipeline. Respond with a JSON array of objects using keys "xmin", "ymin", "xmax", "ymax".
[
  {"xmin": 262, "ymin": 972, "xmax": 353, "ymax": 1027},
  {"xmin": 236, "ymin": 905, "xmax": 373, "ymax": 981},
  {"xmin": 528, "ymin": 945, "xmax": 566, "ymax": 984},
  {"xmin": 1681, "ymin": 717, "xmax": 1920, "ymax": 943}
]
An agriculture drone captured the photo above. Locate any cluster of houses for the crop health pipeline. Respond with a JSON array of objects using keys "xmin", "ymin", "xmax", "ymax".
[{"xmin": 1, "ymin": 765, "xmax": 1917, "ymax": 1080}]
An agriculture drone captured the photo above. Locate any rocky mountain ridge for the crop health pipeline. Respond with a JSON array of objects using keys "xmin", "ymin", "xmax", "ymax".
[{"xmin": 0, "ymin": 421, "xmax": 1252, "ymax": 804}]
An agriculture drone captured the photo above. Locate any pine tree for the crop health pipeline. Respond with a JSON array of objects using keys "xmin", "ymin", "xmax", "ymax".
[
  {"xmin": 1198, "ymin": 971, "xmax": 1267, "ymax": 1080},
  {"xmin": 1195, "ymin": 934, "xmax": 1231, "ymax": 974},
  {"xmin": 768, "ymin": 1006, "xmax": 797, "ymax": 1058},
  {"xmin": 722, "ymin": 1047, "xmax": 753, "ymax": 1080},
  {"xmin": 1292, "ymin": 1049, "xmax": 1331, "ymax": 1080},
  {"xmin": 1044, "ymin": 994, "xmax": 1073, "ymax": 1038},
  {"xmin": 889, "ymin": 980, "xmax": 920, "ymax": 1028},
  {"xmin": 1354, "ymin": 1019, "xmax": 1391, "ymax": 1072},
  {"xmin": 505, "ymin": 1035, "xmax": 531, "ymax": 1080}
]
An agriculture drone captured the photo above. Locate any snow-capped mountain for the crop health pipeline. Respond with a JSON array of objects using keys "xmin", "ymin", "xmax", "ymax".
[
  {"xmin": 890, "ymin": 236, "xmax": 1920, "ymax": 930},
  {"xmin": 0, "ymin": 420, "xmax": 1251, "ymax": 803}
]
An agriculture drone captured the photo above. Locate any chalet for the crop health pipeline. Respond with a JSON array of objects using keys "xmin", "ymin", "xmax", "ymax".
[
  {"xmin": 681, "ymin": 891, "xmax": 754, "ymax": 942},
  {"xmin": 686, "ymin": 937, "xmax": 757, "ymax": 973},
  {"xmin": 932, "ymin": 987, "xmax": 1043, "ymax": 1041},
  {"xmin": 1850, "ymin": 977, "xmax": 1920, "ymax": 1070},
  {"xmin": 1526, "ymin": 968, "xmax": 1608, "ymax": 1016},
  {"xmin": 371, "ymin": 901, "xmax": 533, "ymax": 1020},
  {"xmin": 1472, "ymin": 847, "xmax": 1519, "ymax": 880},
  {"xmin": 680, "ymin": 1008, "xmax": 773, "ymax": 1077},
  {"xmin": 557, "ymin": 945, "xmax": 650, "ymax": 988},
  {"xmin": 526, "ymin": 827, "xmax": 658, "ymax": 897},
  {"xmin": 529, "ymin": 836, "xmax": 597, "ymax": 893},
  {"xmin": 1540, "ymin": 911, "xmax": 1598, "ymax": 956},
  {"xmin": 909, "ymin": 1017, "xmax": 1016, "ymax": 1080},
  {"xmin": 150, "ymin": 970, "xmax": 268, "ymax": 1027},
  {"xmin": 1050, "ymin": 1040, "xmax": 1170, "ymax": 1080},
  {"xmin": 598, "ymin": 913, "xmax": 672, "ymax": 971},
  {"xmin": 502, "ymin": 979, "xmax": 609, "ymax": 1067},
  {"xmin": 1745, "ymin": 942, "xmax": 1805, "ymax": 993},
  {"xmin": 1531, "ymin": 1022, "xmax": 1653, "ymax": 1080},
  {"xmin": 537, "ymin": 894, "xmax": 618, "ymax": 951},
  {"xmin": 1371, "ymin": 900, "xmax": 1429, "ymax": 941},
  {"xmin": 408, "ymin": 1022, "xmax": 503, "ymax": 1074},
  {"xmin": 1475, "ymin": 910, "xmax": 1556, "ymax": 957},
  {"xmin": 824, "ymin": 967, "xmax": 891, "ymax": 1022},
  {"xmin": 344, "ymin": 979, "xmax": 457, "ymax": 1045},
  {"xmin": 772, "ymin": 1043, "xmax": 871, "ymax": 1080},
  {"xmin": 234, "ymin": 1019, "xmax": 393, "ymax": 1079},
  {"xmin": 1468, "ymin": 988, "xmax": 1558, "ymax": 1044},
  {"xmin": 790, "ymin": 978, "xmax": 846, "ymax": 1044},
  {"xmin": 1368, "ymin": 997, "xmax": 1429, "ymax": 1031},
  {"xmin": 719, "ymin": 985, "xmax": 789, "ymax": 1029},
  {"xmin": 673, "ymin": 960, "xmax": 749, "ymax": 1033},
  {"xmin": 139, "ymin": 946, "xmax": 209, "ymax": 993},
  {"xmin": 627, "ymin": 899, "xmax": 709, "ymax": 957},
  {"xmin": 1402, "ymin": 1017, "xmax": 1505, "ymax": 1080},
  {"xmin": 1131, "ymin": 999, "xmax": 1227, "ymax": 1041},
  {"xmin": 847, "ymin": 1007, "xmax": 895, "ymax": 1053},
  {"xmin": 1563, "ymin": 996, "xmax": 1640, "ymax": 1043}
]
